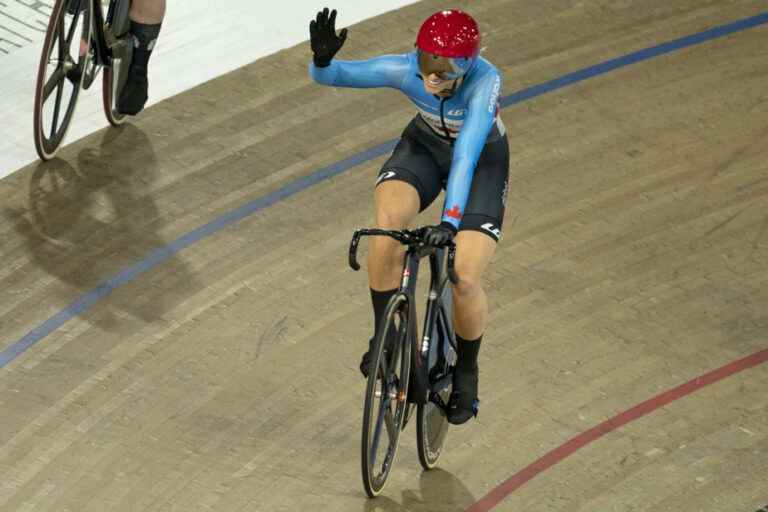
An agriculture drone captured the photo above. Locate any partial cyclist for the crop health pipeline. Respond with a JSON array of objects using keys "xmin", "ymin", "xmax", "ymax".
[
  {"xmin": 308, "ymin": 8, "xmax": 509, "ymax": 425},
  {"xmin": 68, "ymin": 0, "xmax": 165, "ymax": 114}
]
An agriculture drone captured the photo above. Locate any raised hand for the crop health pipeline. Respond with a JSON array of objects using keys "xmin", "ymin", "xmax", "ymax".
[{"xmin": 310, "ymin": 7, "xmax": 348, "ymax": 67}]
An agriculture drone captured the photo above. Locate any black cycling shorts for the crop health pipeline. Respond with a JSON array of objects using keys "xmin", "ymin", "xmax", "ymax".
[{"xmin": 376, "ymin": 116, "xmax": 510, "ymax": 242}]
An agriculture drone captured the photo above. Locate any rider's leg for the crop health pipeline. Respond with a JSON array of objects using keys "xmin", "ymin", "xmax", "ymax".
[
  {"xmin": 452, "ymin": 230, "xmax": 496, "ymax": 340},
  {"xmin": 369, "ymin": 179, "xmax": 420, "ymax": 336},
  {"xmin": 368, "ymin": 180, "xmax": 420, "ymax": 290},
  {"xmin": 360, "ymin": 123, "xmax": 443, "ymax": 376},
  {"xmin": 119, "ymin": 0, "xmax": 166, "ymax": 115},
  {"xmin": 359, "ymin": 181, "xmax": 420, "ymax": 376},
  {"xmin": 447, "ymin": 230, "xmax": 497, "ymax": 424},
  {"xmin": 130, "ymin": 0, "xmax": 166, "ymax": 23},
  {"xmin": 453, "ymin": 230, "xmax": 496, "ymax": 373},
  {"xmin": 444, "ymin": 130, "xmax": 509, "ymax": 423}
]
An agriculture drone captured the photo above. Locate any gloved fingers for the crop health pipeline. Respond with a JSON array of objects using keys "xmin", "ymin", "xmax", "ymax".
[
  {"xmin": 328, "ymin": 8, "xmax": 337, "ymax": 32},
  {"xmin": 338, "ymin": 27, "xmax": 348, "ymax": 46},
  {"xmin": 313, "ymin": 10, "xmax": 324, "ymax": 36}
]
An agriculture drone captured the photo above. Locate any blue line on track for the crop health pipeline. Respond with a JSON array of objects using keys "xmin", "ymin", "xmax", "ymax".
[
  {"xmin": 500, "ymin": 11, "xmax": 768, "ymax": 108},
  {"xmin": 2, "ymin": 11, "xmax": 767, "ymax": 369}
]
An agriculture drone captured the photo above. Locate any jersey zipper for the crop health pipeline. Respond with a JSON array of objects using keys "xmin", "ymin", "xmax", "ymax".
[
  {"xmin": 439, "ymin": 97, "xmax": 454, "ymax": 143},
  {"xmin": 438, "ymin": 79, "xmax": 461, "ymax": 143}
]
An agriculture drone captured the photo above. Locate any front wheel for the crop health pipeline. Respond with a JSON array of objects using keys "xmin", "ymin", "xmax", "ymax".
[
  {"xmin": 33, "ymin": 0, "xmax": 92, "ymax": 160},
  {"xmin": 361, "ymin": 293, "xmax": 411, "ymax": 498}
]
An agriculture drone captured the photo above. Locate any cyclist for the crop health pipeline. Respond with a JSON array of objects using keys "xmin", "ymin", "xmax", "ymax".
[
  {"xmin": 309, "ymin": 8, "xmax": 509, "ymax": 425},
  {"xmin": 118, "ymin": 0, "xmax": 166, "ymax": 115}
]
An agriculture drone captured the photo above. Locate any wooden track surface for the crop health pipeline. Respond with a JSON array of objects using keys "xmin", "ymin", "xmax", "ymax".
[{"xmin": 1, "ymin": 1, "xmax": 767, "ymax": 510}]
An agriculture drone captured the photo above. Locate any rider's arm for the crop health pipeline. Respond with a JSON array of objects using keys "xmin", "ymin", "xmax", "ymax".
[
  {"xmin": 440, "ymin": 73, "xmax": 503, "ymax": 230},
  {"xmin": 309, "ymin": 54, "xmax": 410, "ymax": 90}
]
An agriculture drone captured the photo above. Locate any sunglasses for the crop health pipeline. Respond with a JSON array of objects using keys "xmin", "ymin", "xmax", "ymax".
[{"xmin": 417, "ymin": 49, "xmax": 465, "ymax": 81}]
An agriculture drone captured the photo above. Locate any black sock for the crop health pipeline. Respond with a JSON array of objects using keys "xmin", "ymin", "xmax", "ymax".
[
  {"xmin": 455, "ymin": 334, "xmax": 482, "ymax": 372},
  {"xmin": 370, "ymin": 288, "xmax": 398, "ymax": 337},
  {"xmin": 129, "ymin": 21, "xmax": 162, "ymax": 71}
]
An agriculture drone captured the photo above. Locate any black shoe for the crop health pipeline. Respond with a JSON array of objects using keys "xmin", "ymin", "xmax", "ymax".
[
  {"xmin": 117, "ymin": 63, "xmax": 149, "ymax": 115},
  {"xmin": 359, "ymin": 337, "xmax": 375, "ymax": 377},
  {"xmin": 447, "ymin": 366, "xmax": 479, "ymax": 425},
  {"xmin": 359, "ymin": 334, "xmax": 397, "ymax": 378}
]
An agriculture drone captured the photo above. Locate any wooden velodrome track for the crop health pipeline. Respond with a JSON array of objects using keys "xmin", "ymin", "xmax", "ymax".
[{"xmin": 2, "ymin": 1, "xmax": 768, "ymax": 510}]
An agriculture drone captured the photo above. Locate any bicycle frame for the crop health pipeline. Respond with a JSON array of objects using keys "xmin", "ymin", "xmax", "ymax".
[
  {"xmin": 349, "ymin": 229, "xmax": 458, "ymax": 407},
  {"xmin": 89, "ymin": 0, "xmax": 132, "ymax": 67},
  {"xmin": 402, "ymin": 245, "xmax": 456, "ymax": 406}
]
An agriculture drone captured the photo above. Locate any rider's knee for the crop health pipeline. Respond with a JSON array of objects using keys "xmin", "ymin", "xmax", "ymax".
[
  {"xmin": 375, "ymin": 207, "xmax": 410, "ymax": 230},
  {"xmin": 371, "ymin": 238, "xmax": 403, "ymax": 266},
  {"xmin": 452, "ymin": 264, "xmax": 483, "ymax": 299},
  {"xmin": 369, "ymin": 216, "xmax": 405, "ymax": 264}
]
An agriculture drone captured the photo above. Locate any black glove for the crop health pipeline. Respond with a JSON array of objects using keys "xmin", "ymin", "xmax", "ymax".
[
  {"xmin": 422, "ymin": 222, "xmax": 457, "ymax": 247},
  {"xmin": 310, "ymin": 8, "xmax": 347, "ymax": 67}
]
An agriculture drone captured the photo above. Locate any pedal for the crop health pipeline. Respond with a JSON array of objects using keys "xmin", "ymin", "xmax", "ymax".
[
  {"xmin": 431, "ymin": 374, "xmax": 452, "ymax": 394},
  {"xmin": 430, "ymin": 391, "xmax": 449, "ymax": 413}
]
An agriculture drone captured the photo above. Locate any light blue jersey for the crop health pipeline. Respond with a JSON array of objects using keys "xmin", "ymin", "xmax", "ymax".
[{"xmin": 309, "ymin": 52, "xmax": 504, "ymax": 230}]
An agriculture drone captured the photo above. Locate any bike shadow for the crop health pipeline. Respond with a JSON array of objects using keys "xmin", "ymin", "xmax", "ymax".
[
  {"xmin": 362, "ymin": 468, "xmax": 477, "ymax": 512},
  {"xmin": 3, "ymin": 125, "xmax": 201, "ymax": 329}
]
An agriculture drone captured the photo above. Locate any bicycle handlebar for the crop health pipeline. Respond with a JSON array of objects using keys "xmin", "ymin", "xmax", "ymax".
[{"xmin": 348, "ymin": 228, "xmax": 459, "ymax": 285}]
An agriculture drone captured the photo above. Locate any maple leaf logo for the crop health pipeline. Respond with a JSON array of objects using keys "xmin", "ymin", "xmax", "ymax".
[{"xmin": 444, "ymin": 205, "xmax": 463, "ymax": 220}]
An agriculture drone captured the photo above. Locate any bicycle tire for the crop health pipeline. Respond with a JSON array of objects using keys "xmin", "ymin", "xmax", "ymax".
[
  {"xmin": 361, "ymin": 293, "xmax": 411, "ymax": 498},
  {"xmin": 102, "ymin": 64, "xmax": 128, "ymax": 126},
  {"xmin": 33, "ymin": 0, "xmax": 92, "ymax": 160},
  {"xmin": 416, "ymin": 381, "xmax": 451, "ymax": 470}
]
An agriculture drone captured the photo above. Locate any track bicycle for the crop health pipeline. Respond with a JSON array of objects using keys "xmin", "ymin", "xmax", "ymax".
[{"xmin": 349, "ymin": 227, "xmax": 460, "ymax": 497}]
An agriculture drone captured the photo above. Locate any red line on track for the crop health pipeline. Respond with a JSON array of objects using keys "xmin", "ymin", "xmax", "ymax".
[{"xmin": 466, "ymin": 348, "xmax": 768, "ymax": 512}]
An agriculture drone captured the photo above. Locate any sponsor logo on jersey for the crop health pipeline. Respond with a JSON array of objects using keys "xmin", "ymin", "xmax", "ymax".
[
  {"xmin": 418, "ymin": 109, "xmax": 462, "ymax": 138},
  {"xmin": 481, "ymin": 222, "xmax": 501, "ymax": 239},
  {"xmin": 501, "ymin": 179, "xmax": 509, "ymax": 207},
  {"xmin": 488, "ymin": 75, "xmax": 501, "ymax": 114},
  {"xmin": 376, "ymin": 170, "xmax": 396, "ymax": 185},
  {"xmin": 447, "ymin": 108, "xmax": 467, "ymax": 116}
]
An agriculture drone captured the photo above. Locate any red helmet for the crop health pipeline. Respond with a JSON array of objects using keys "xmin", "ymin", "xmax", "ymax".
[{"xmin": 416, "ymin": 10, "xmax": 480, "ymax": 78}]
